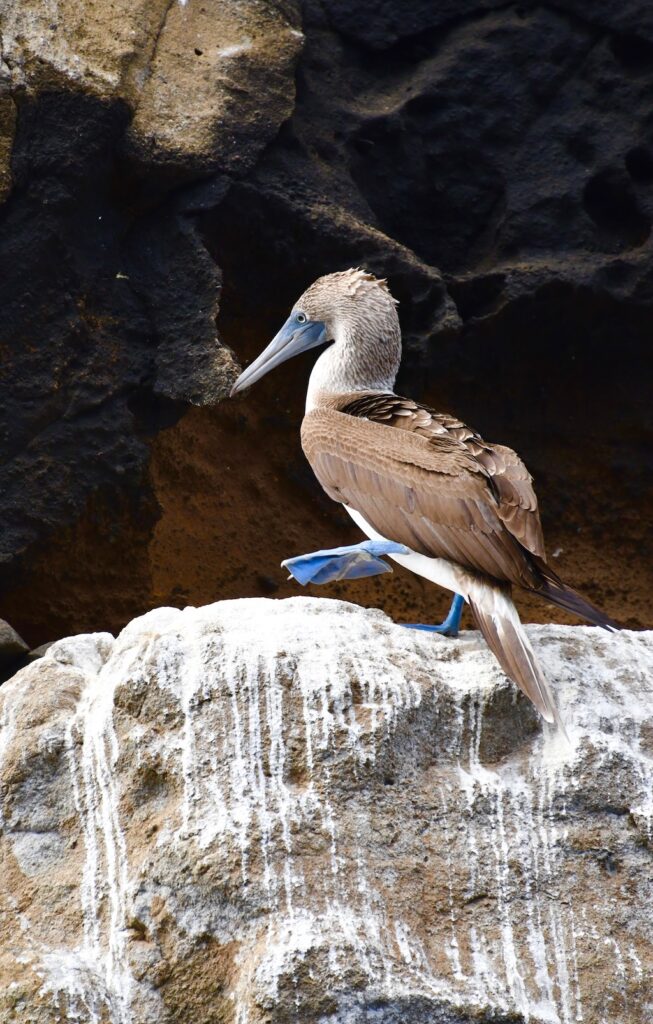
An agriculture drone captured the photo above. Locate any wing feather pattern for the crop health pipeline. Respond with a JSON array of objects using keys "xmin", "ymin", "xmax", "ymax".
[
  {"xmin": 302, "ymin": 405, "xmax": 540, "ymax": 590},
  {"xmin": 336, "ymin": 392, "xmax": 545, "ymax": 558},
  {"xmin": 311, "ymin": 391, "xmax": 620, "ymax": 631}
]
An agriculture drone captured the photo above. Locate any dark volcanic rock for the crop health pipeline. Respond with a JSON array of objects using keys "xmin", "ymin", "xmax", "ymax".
[
  {"xmin": 0, "ymin": 92, "xmax": 233, "ymax": 635},
  {"xmin": 0, "ymin": 0, "xmax": 652, "ymax": 644},
  {"xmin": 0, "ymin": 617, "xmax": 28, "ymax": 680}
]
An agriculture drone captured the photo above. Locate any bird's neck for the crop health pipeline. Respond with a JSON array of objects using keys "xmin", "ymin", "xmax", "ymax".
[{"xmin": 305, "ymin": 321, "xmax": 401, "ymax": 412}]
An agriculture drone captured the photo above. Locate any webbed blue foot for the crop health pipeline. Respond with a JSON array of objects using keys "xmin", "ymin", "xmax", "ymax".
[
  {"xmin": 403, "ymin": 593, "xmax": 465, "ymax": 638},
  {"xmin": 281, "ymin": 542, "xmax": 464, "ymax": 638},
  {"xmin": 282, "ymin": 540, "xmax": 411, "ymax": 585}
]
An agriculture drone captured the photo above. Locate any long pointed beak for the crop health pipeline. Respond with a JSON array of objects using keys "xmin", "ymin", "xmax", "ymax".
[{"xmin": 230, "ymin": 316, "xmax": 327, "ymax": 397}]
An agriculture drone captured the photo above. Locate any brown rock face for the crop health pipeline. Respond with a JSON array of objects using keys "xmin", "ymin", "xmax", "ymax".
[
  {"xmin": 0, "ymin": 598, "xmax": 651, "ymax": 1022},
  {"xmin": 0, "ymin": 0, "xmax": 652, "ymax": 645}
]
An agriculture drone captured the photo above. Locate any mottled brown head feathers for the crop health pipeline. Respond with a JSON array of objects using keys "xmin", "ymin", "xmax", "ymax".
[
  {"xmin": 300, "ymin": 269, "xmax": 402, "ymax": 407},
  {"xmin": 295, "ymin": 269, "xmax": 398, "ymax": 329}
]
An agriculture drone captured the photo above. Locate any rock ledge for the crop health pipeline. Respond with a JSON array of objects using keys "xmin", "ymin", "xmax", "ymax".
[{"xmin": 0, "ymin": 597, "xmax": 651, "ymax": 1023}]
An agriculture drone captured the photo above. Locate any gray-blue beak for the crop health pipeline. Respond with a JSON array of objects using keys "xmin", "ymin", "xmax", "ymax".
[{"xmin": 230, "ymin": 314, "xmax": 327, "ymax": 396}]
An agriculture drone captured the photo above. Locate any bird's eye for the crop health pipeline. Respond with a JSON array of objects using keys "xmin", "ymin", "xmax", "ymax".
[{"xmin": 296, "ymin": 312, "xmax": 306, "ymax": 324}]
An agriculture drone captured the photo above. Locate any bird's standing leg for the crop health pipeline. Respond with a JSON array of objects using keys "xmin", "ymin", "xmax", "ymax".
[{"xmin": 402, "ymin": 593, "xmax": 465, "ymax": 638}]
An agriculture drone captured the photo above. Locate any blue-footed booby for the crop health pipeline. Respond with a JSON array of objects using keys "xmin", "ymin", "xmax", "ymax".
[{"xmin": 231, "ymin": 269, "xmax": 619, "ymax": 728}]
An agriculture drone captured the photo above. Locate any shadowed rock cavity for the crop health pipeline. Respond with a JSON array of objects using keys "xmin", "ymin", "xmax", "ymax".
[{"xmin": 0, "ymin": 0, "xmax": 652, "ymax": 646}]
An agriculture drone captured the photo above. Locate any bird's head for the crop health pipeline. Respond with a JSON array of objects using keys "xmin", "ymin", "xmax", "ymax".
[{"xmin": 230, "ymin": 268, "xmax": 400, "ymax": 396}]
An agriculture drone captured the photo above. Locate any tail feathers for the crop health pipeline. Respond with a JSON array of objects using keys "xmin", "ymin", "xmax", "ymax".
[
  {"xmin": 529, "ymin": 564, "xmax": 622, "ymax": 631},
  {"xmin": 468, "ymin": 584, "xmax": 567, "ymax": 735}
]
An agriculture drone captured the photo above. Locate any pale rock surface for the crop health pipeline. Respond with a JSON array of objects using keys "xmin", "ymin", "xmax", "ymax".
[
  {"xmin": 0, "ymin": 597, "xmax": 651, "ymax": 1023},
  {"xmin": 128, "ymin": 1, "xmax": 303, "ymax": 174},
  {"xmin": 0, "ymin": 0, "xmax": 302, "ymax": 187}
]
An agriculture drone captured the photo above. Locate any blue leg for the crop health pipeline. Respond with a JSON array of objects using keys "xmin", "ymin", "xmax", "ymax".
[{"xmin": 403, "ymin": 593, "xmax": 465, "ymax": 638}]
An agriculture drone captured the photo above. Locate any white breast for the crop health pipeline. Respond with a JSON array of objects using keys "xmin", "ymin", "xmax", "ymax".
[{"xmin": 344, "ymin": 505, "xmax": 470, "ymax": 598}]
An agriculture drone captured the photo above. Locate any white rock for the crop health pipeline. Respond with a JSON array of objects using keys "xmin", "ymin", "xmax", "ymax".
[{"xmin": 0, "ymin": 597, "xmax": 651, "ymax": 1023}]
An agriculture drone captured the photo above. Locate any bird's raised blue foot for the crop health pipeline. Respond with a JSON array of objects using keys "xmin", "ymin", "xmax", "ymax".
[
  {"xmin": 403, "ymin": 593, "xmax": 465, "ymax": 638},
  {"xmin": 282, "ymin": 540, "xmax": 411, "ymax": 585},
  {"xmin": 282, "ymin": 542, "xmax": 465, "ymax": 638}
]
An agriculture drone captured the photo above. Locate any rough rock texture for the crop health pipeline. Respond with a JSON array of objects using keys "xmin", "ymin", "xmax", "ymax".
[
  {"xmin": 0, "ymin": 0, "xmax": 302, "ymax": 639},
  {"xmin": 0, "ymin": 619, "xmax": 27, "ymax": 679},
  {"xmin": 1, "ymin": 0, "xmax": 653, "ymax": 645},
  {"xmin": 0, "ymin": 597, "xmax": 651, "ymax": 1023}
]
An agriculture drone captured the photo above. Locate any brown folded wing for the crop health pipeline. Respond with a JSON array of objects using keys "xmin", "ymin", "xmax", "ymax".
[
  {"xmin": 337, "ymin": 392, "xmax": 545, "ymax": 558},
  {"xmin": 301, "ymin": 400, "xmax": 542, "ymax": 590}
]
